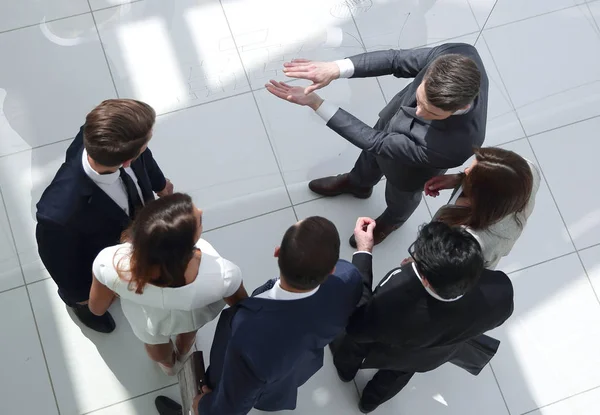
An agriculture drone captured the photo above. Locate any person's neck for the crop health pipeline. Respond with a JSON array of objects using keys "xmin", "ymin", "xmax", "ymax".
[
  {"xmin": 279, "ymin": 276, "xmax": 313, "ymax": 294},
  {"xmin": 88, "ymin": 154, "xmax": 119, "ymax": 174}
]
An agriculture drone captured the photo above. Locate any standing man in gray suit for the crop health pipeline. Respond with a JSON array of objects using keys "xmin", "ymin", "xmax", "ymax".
[{"xmin": 266, "ymin": 43, "xmax": 489, "ymax": 247}]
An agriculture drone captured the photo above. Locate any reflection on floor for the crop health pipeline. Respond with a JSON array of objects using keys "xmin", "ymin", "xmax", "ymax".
[{"xmin": 1, "ymin": 0, "xmax": 600, "ymax": 414}]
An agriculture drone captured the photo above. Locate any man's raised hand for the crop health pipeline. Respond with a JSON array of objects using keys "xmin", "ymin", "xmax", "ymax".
[{"xmin": 282, "ymin": 59, "xmax": 340, "ymax": 94}]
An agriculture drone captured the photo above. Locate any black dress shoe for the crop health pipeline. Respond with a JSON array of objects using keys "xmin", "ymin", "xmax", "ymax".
[
  {"xmin": 308, "ymin": 174, "xmax": 373, "ymax": 199},
  {"xmin": 72, "ymin": 304, "xmax": 116, "ymax": 333},
  {"xmin": 155, "ymin": 396, "xmax": 183, "ymax": 415},
  {"xmin": 358, "ymin": 399, "xmax": 379, "ymax": 414},
  {"xmin": 349, "ymin": 217, "xmax": 400, "ymax": 248}
]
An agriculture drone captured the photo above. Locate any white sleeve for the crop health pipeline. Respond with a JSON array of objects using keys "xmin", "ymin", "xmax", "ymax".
[
  {"xmin": 221, "ymin": 260, "xmax": 243, "ymax": 298},
  {"xmin": 315, "ymin": 100, "xmax": 340, "ymax": 123},
  {"xmin": 92, "ymin": 246, "xmax": 119, "ymax": 288},
  {"xmin": 335, "ymin": 58, "xmax": 355, "ymax": 78}
]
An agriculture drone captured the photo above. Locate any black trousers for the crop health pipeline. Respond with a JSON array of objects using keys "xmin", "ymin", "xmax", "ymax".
[
  {"xmin": 348, "ymin": 150, "xmax": 422, "ymax": 227},
  {"xmin": 332, "ymin": 335, "xmax": 415, "ymax": 409}
]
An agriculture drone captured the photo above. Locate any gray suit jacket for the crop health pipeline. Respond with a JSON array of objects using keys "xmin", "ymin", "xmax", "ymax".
[{"xmin": 327, "ymin": 43, "xmax": 489, "ymax": 192}]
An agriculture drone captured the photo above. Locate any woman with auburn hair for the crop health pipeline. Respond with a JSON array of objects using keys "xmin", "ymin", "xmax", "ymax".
[
  {"xmin": 424, "ymin": 147, "xmax": 541, "ymax": 269},
  {"xmin": 88, "ymin": 193, "xmax": 247, "ymax": 375}
]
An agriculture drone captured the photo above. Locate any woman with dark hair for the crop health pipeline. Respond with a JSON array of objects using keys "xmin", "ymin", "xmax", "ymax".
[
  {"xmin": 424, "ymin": 147, "xmax": 541, "ymax": 269},
  {"xmin": 88, "ymin": 193, "xmax": 247, "ymax": 375}
]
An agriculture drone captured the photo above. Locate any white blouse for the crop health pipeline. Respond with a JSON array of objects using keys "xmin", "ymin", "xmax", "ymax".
[{"xmin": 93, "ymin": 238, "xmax": 242, "ymax": 344}]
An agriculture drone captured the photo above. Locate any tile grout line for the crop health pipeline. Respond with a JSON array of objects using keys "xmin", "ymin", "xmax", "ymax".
[
  {"xmin": 587, "ymin": 1, "xmax": 600, "ymax": 38},
  {"xmin": 489, "ymin": 363, "xmax": 513, "ymax": 415},
  {"xmin": 0, "ymin": 136, "xmax": 75, "ymax": 160},
  {"xmin": 81, "ymin": 382, "xmax": 178, "ymax": 415},
  {"xmin": 0, "ymin": 187, "xmax": 62, "ymax": 414},
  {"xmin": 483, "ymin": 2, "xmax": 592, "ymax": 32},
  {"xmin": 216, "ymin": 0, "xmax": 299, "ymax": 222},
  {"xmin": 469, "ymin": 0, "xmax": 499, "ymax": 44},
  {"xmin": 87, "ymin": 0, "xmax": 120, "ymax": 99},
  {"xmin": 0, "ymin": 0, "xmax": 145, "ymax": 36},
  {"xmin": 520, "ymin": 384, "xmax": 600, "ymax": 415}
]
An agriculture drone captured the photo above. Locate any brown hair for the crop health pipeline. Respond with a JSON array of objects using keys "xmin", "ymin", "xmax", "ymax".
[
  {"xmin": 436, "ymin": 147, "xmax": 534, "ymax": 230},
  {"xmin": 424, "ymin": 53, "xmax": 481, "ymax": 112},
  {"xmin": 84, "ymin": 99, "xmax": 156, "ymax": 167},
  {"xmin": 118, "ymin": 193, "xmax": 198, "ymax": 294},
  {"xmin": 278, "ymin": 216, "xmax": 340, "ymax": 290}
]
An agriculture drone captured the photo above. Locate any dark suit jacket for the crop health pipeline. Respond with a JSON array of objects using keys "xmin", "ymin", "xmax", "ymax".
[
  {"xmin": 35, "ymin": 127, "xmax": 166, "ymax": 304},
  {"xmin": 328, "ymin": 43, "xmax": 489, "ymax": 192},
  {"xmin": 198, "ymin": 260, "xmax": 363, "ymax": 415},
  {"xmin": 347, "ymin": 253, "xmax": 513, "ymax": 373}
]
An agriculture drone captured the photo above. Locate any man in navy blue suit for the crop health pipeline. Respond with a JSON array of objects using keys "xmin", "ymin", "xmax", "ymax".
[
  {"xmin": 36, "ymin": 99, "xmax": 173, "ymax": 333},
  {"xmin": 179, "ymin": 216, "xmax": 364, "ymax": 414}
]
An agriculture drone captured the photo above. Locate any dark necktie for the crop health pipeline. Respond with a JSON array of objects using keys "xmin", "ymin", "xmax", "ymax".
[{"xmin": 119, "ymin": 167, "xmax": 143, "ymax": 219}]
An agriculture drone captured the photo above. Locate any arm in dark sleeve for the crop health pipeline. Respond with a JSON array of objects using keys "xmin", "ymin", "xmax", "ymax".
[
  {"xmin": 348, "ymin": 47, "xmax": 435, "ymax": 78},
  {"xmin": 141, "ymin": 147, "xmax": 167, "ymax": 193},
  {"xmin": 199, "ymin": 345, "xmax": 265, "ymax": 415},
  {"xmin": 35, "ymin": 219, "xmax": 90, "ymax": 303},
  {"xmin": 327, "ymin": 108, "xmax": 426, "ymax": 165},
  {"xmin": 351, "ymin": 253, "xmax": 374, "ymax": 309}
]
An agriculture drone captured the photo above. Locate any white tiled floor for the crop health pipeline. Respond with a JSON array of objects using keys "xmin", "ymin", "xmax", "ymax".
[{"xmin": 1, "ymin": 0, "xmax": 599, "ymax": 414}]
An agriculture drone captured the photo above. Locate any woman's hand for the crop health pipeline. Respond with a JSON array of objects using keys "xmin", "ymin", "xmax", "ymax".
[{"xmin": 424, "ymin": 174, "xmax": 463, "ymax": 197}]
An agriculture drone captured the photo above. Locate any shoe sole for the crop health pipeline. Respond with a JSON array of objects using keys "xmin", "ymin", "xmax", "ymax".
[{"xmin": 308, "ymin": 187, "xmax": 373, "ymax": 199}]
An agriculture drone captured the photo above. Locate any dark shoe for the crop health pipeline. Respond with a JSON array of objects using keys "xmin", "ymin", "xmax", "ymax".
[
  {"xmin": 358, "ymin": 399, "xmax": 379, "ymax": 414},
  {"xmin": 349, "ymin": 218, "xmax": 400, "ymax": 248},
  {"xmin": 308, "ymin": 174, "xmax": 373, "ymax": 199},
  {"xmin": 72, "ymin": 304, "xmax": 116, "ymax": 333},
  {"xmin": 335, "ymin": 366, "xmax": 355, "ymax": 383},
  {"xmin": 155, "ymin": 396, "xmax": 183, "ymax": 415}
]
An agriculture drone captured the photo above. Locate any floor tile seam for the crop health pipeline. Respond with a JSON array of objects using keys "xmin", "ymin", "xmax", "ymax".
[
  {"xmin": 216, "ymin": 0, "xmax": 299, "ymax": 221},
  {"xmin": 522, "ymin": 136, "xmax": 600, "ymax": 306},
  {"xmin": 483, "ymin": 2, "xmax": 593, "ymax": 32},
  {"xmin": 87, "ymin": 0, "xmax": 120, "ymax": 98},
  {"xmin": 0, "ymin": 0, "xmax": 144, "ymax": 35},
  {"xmin": 81, "ymin": 382, "xmax": 178, "ymax": 415},
  {"xmin": 519, "ymin": 383, "xmax": 600, "ymax": 415},
  {"xmin": 489, "ymin": 363, "xmax": 513, "ymax": 415},
  {"xmin": 0, "ymin": 185, "xmax": 61, "ymax": 412}
]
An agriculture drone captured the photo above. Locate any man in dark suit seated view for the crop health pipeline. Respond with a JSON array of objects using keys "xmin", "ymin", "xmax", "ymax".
[
  {"xmin": 332, "ymin": 219, "xmax": 514, "ymax": 413},
  {"xmin": 267, "ymin": 43, "xmax": 489, "ymax": 247},
  {"xmin": 155, "ymin": 216, "xmax": 364, "ymax": 414},
  {"xmin": 36, "ymin": 99, "xmax": 173, "ymax": 333}
]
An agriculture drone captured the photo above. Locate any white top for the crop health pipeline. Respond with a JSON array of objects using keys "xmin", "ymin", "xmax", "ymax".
[
  {"xmin": 460, "ymin": 160, "xmax": 541, "ymax": 269},
  {"xmin": 82, "ymin": 149, "xmax": 144, "ymax": 216},
  {"xmin": 93, "ymin": 238, "xmax": 242, "ymax": 344},
  {"xmin": 255, "ymin": 279, "xmax": 319, "ymax": 300}
]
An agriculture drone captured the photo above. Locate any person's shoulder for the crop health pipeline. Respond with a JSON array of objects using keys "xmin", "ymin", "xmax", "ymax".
[
  {"xmin": 93, "ymin": 243, "xmax": 130, "ymax": 284},
  {"xmin": 328, "ymin": 259, "xmax": 362, "ymax": 285},
  {"xmin": 36, "ymin": 160, "xmax": 90, "ymax": 225},
  {"xmin": 479, "ymin": 269, "xmax": 514, "ymax": 299}
]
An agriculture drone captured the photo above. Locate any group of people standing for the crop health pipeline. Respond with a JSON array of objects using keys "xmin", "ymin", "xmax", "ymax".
[{"xmin": 35, "ymin": 42, "xmax": 538, "ymax": 414}]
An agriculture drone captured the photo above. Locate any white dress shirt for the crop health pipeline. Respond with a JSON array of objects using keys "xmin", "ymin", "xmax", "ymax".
[
  {"xmin": 82, "ymin": 149, "xmax": 144, "ymax": 216},
  {"xmin": 255, "ymin": 278, "xmax": 319, "ymax": 301},
  {"xmin": 315, "ymin": 59, "xmax": 471, "ymax": 123}
]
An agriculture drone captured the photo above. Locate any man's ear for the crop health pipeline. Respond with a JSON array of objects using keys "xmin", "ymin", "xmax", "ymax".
[
  {"xmin": 329, "ymin": 266, "xmax": 336, "ymax": 275},
  {"xmin": 122, "ymin": 159, "xmax": 134, "ymax": 168},
  {"xmin": 274, "ymin": 246, "xmax": 280, "ymax": 258}
]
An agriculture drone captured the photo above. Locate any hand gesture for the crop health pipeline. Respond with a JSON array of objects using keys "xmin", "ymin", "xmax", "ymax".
[
  {"xmin": 354, "ymin": 217, "xmax": 376, "ymax": 253},
  {"xmin": 424, "ymin": 174, "xmax": 463, "ymax": 197},
  {"xmin": 282, "ymin": 59, "xmax": 340, "ymax": 94},
  {"xmin": 157, "ymin": 179, "xmax": 174, "ymax": 197},
  {"xmin": 265, "ymin": 80, "xmax": 324, "ymax": 110}
]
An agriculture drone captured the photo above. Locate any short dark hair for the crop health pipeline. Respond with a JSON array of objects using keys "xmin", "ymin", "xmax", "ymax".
[
  {"xmin": 84, "ymin": 99, "xmax": 156, "ymax": 167},
  {"xmin": 412, "ymin": 221, "xmax": 483, "ymax": 299},
  {"xmin": 278, "ymin": 216, "xmax": 340, "ymax": 290},
  {"xmin": 424, "ymin": 53, "xmax": 481, "ymax": 112}
]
